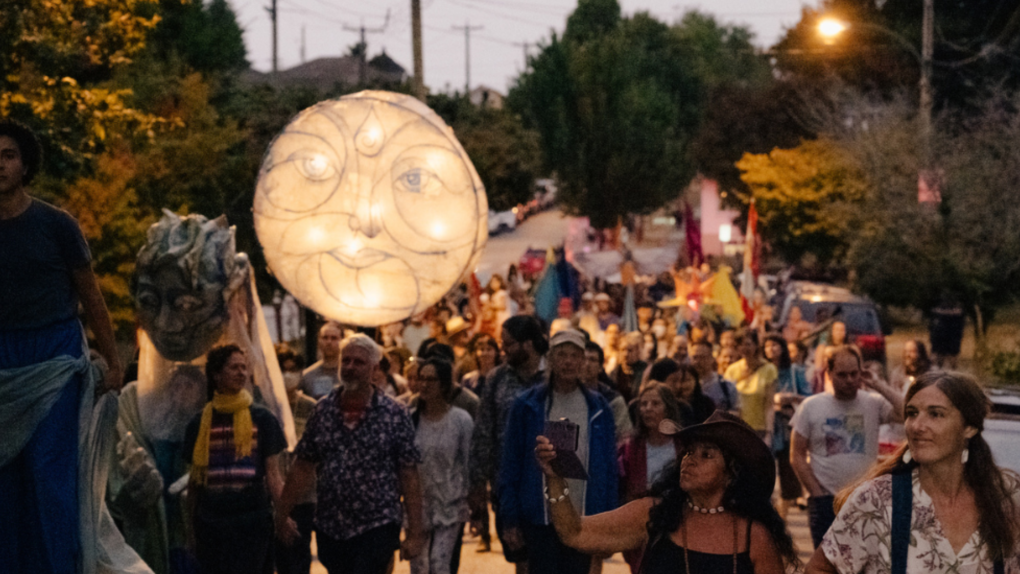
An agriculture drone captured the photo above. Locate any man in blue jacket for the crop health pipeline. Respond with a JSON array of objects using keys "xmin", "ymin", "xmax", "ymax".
[{"xmin": 498, "ymin": 329, "xmax": 618, "ymax": 574}]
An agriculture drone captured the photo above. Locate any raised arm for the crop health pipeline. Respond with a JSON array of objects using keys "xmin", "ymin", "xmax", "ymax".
[
  {"xmin": 536, "ymin": 436, "xmax": 651, "ymax": 555},
  {"xmin": 863, "ymin": 372, "xmax": 904, "ymax": 423}
]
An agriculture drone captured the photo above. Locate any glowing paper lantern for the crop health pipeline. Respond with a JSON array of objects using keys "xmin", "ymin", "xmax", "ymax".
[{"xmin": 254, "ymin": 90, "xmax": 488, "ymax": 326}]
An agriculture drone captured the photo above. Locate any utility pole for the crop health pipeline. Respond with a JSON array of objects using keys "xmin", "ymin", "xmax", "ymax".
[
  {"xmin": 344, "ymin": 10, "xmax": 389, "ymax": 86},
  {"xmin": 266, "ymin": 0, "xmax": 278, "ymax": 73},
  {"xmin": 452, "ymin": 20, "xmax": 483, "ymax": 95},
  {"xmin": 919, "ymin": 0, "xmax": 934, "ymax": 151},
  {"xmin": 512, "ymin": 41, "xmax": 530, "ymax": 70},
  {"xmin": 301, "ymin": 25, "xmax": 306, "ymax": 64},
  {"xmin": 411, "ymin": 0, "xmax": 425, "ymax": 100}
]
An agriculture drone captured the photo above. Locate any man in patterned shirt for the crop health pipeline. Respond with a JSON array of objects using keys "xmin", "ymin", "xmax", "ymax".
[
  {"xmin": 469, "ymin": 315, "xmax": 548, "ymax": 569},
  {"xmin": 275, "ymin": 334, "xmax": 425, "ymax": 574}
]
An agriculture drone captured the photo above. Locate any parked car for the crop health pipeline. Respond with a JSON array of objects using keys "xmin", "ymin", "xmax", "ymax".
[
  {"xmin": 488, "ymin": 209, "xmax": 517, "ymax": 235},
  {"xmin": 984, "ymin": 387, "xmax": 1020, "ymax": 474},
  {"xmin": 775, "ymin": 282, "xmax": 887, "ymax": 365}
]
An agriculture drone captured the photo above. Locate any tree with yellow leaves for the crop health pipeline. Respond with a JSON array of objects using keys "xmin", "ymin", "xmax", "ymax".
[
  {"xmin": 736, "ymin": 137, "xmax": 869, "ymax": 266},
  {"xmin": 0, "ymin": 0, "xmax": 165, "ymax": 169}
]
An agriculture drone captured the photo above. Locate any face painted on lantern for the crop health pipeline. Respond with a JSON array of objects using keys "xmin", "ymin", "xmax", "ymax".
[{"xmin": 255, "ymin": 91, "xmax": 488, "ymax": 326}]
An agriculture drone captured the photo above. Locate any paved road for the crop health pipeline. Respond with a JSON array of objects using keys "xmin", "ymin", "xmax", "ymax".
[
  {"xmin": 310, "ymin": 502, "xmax": 815, "ymax": 574},
  {"xmin": 475, "ymin": 209, "xmax": 576, "ymax": 284}
]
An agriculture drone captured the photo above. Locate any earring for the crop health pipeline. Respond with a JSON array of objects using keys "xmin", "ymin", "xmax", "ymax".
[
  {"xmin": 902, "ymin": 449, "xmax": 912, "ymax": 464},
  {"xmin": 962, "ymin": 449, "xmax": 969, "ymax": 464}
]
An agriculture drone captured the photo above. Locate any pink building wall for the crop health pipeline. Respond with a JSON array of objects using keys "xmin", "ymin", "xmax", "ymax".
[{"xmin": 698, "ymin": 178, "xmax": 742, "ymax": 257}]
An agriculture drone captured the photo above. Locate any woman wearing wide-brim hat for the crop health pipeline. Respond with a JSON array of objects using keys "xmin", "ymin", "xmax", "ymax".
[{"xmin": 535, "ymin": 410, "xmax": 799, "ymax": 574}]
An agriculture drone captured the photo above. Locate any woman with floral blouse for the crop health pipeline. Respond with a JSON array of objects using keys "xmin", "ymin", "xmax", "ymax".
[{"xmin": 806, "ymin": 371, "xmax": 1020, "ymax": 574}]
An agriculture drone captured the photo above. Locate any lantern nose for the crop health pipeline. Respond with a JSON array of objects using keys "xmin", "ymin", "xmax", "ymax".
[{"xmin": 350, "ymin": 198, "xmax": 382, "ymax": 239}]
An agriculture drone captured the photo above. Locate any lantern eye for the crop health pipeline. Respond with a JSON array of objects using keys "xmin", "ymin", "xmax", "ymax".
[
  {"xmin": 394, "ymin": 164, "xmax": 440, "ymax": 196},
  {"xmin": 297, "ymin": 153, "xmax": 335, "ymax": 181}
]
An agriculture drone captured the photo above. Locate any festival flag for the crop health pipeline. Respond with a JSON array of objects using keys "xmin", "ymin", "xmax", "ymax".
[
  {"xmin": 683, "ymin": 202, "xmax": 704, "ymax": 267},
  {"xmin": 740, "ymin": 201, "xmax": 759, "ymax": 301},
  {"xmin": 704, "ymin": 267, "xmax": 745, "ymax": 326},
  {"xmin": 533, "ymin": 248, "xmax": 562, "ymax": 324}
]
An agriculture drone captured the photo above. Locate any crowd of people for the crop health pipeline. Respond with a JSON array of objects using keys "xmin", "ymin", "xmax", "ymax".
[{"xmin": 4, "ymin": 113, "xmax": 1020, "ymax": 574}]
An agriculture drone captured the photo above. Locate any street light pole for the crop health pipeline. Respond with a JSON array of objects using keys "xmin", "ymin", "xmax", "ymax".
[{"xmin": 920, "ymin": 0, "xmax": 934, "ymax": 148}]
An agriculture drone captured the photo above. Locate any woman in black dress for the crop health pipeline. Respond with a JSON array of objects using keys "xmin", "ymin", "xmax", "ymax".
[{"xmin": 535, "ymin": 411, "xmax": 798, "ymax": 574}]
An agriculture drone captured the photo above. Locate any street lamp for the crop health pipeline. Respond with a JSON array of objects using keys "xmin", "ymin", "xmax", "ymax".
[
  {"xmin": 817, "ymin": 18, "xmax": 846, "ymax": 44},
  {"xmin": 817, "ymin": 4, "xmax": 934, "ymax": 147}
]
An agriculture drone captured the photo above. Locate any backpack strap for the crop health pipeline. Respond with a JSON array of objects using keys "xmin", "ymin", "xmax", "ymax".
[{"xmin": 891, "ymin": 471, "xmax": 913, "ymax": 574}]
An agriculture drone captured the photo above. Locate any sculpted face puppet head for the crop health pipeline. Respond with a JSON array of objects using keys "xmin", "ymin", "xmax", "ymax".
[
  {"xmin": 133, "ymin": 211, "xmax": 250, "ymax": 362},
  {"xmin": 253, "ymin": 90, "xmax": 488, "ymax": 327}
]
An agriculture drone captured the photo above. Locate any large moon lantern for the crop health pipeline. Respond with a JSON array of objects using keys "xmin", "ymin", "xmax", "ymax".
[{"xmin": 254, "ymin": 90, "xmax": 488, "ymax": 326}]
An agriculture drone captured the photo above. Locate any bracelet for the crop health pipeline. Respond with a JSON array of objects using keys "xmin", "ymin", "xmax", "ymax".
[{"xmin": 544, "ymin": 486, "xmax": 570, "ymax": 503}]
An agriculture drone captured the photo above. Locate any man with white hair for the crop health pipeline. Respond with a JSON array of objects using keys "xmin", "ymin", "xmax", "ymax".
[{"xmin": 276, "ymin": 334, "xmax": 426, "ymax": 573}]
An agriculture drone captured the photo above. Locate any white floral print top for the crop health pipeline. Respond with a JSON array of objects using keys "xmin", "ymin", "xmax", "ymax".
[{"xmin": 821, "ymin": 469, "xmax": 1020, "ymax": 574}]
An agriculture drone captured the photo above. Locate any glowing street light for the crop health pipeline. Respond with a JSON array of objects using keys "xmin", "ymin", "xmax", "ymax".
[{"xmin": 818, "ymin": 18, "xmax": 847, "ymax": 41}]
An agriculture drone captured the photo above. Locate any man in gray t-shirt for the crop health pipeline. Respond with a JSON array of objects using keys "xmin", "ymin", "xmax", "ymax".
[
  {"xmin": 790, "ymin": 346, "xmax": 903, "ymax": 548},
  {"xmin": 302, "ymin": 322, "xmax": 342, "ymax": 399}
]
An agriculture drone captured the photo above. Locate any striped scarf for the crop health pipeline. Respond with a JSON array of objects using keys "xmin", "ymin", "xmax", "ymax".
[{"xmin": 190, "ymin": 389, "xmax": 254, "ymax": 486}]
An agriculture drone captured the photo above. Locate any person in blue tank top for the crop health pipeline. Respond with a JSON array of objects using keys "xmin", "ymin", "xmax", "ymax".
[{"xmin": 536, "ymin": 410, "xmax": 800, "ymax": 574}]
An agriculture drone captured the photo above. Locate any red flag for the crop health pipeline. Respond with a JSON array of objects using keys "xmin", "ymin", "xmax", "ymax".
[
  {"xmin": 683, "ymin": 202, "xmax": 704, "ymax": 267},
  {"xmin": 740, "ymin": 202, "xmax": 759, "ymax": 300}
]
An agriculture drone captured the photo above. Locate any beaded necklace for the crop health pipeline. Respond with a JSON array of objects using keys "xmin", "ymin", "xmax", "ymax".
[{"xmin": 681, "ymin": 506, "xmax": 738, "ymax": 574}]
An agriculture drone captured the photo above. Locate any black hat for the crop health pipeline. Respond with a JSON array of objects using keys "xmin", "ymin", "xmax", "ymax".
[{"xmin": 660, "ymin": 410, "xmax": 775, "ymax": 500}]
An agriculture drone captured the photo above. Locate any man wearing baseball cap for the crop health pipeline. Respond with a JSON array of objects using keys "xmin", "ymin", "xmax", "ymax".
[{"xmin": 498, "ymin": 329, "xmax": 618, "ymax": 574}]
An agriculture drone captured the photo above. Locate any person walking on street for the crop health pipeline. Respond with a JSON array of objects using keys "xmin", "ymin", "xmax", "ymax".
[
  {"xmin": 498, "ymin": 329, "xmax": 618, "ymax": 574},
  {"xmin": 468, "ymin": 315, "xmax": 548, "ymax": 566},
  {"xmin": 183, "ymin": 345, "xmax": 287, "ymax": 574},
  {"xmin": 724, "ymin": 329, "xmax": 778, "ymax": 445},
  {"xmin": 276, "ymin": 334, "xmax": 426, "ymax": 574},
  {"xmin": 302, "ymin": 322, "xmax": 343, "ymax": 399},
  {"xmin": 806, "ymin": 372, "xmax": 1020, "ymax": 573},
  {"xmin": 790, "ymin": 345, "xmax": 904, "ymax": 548},
  {"xmin": 689, "ymin": 340, "xmax": 740, "ymax": 415},
  {"xmin": 276, "ymin": 348, "xmax": 318, "ymax": 574},
  {"xmin": 409, "ymin": 358, "xmax": 474, "ymax": 574},
  {"xmin": 534, "ymin": 411, "xmax": 799, "ymax": 574},
  {"xmin": 763, "ymin": 334, "xmax": 811, "ymax": 519},
  {"xmin": 0, "ymin": 121, "xmax": 123, "ymax": 574}
]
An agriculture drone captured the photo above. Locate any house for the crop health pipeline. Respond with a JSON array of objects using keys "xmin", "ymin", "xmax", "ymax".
[
  {"xmin": 469, "ymin": 85, "xmax": 504, "ymax": 109},
  {"xmin": 242, "ymin": 51, "xmax": 408, "ymax": 91}
]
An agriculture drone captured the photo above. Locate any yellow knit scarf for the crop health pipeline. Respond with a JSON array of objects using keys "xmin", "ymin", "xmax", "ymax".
[{"xmin": 190, "ymin": 389, "xmax": 254, "ymax": 486}]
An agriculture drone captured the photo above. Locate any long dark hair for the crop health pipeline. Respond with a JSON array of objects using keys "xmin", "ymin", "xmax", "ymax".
[
  {"xmin": 646, "ymin": 443, "xmax": 800, "ymax": 570},
  {"xmin": 763, "ymin": 334, "xmax": 792, "ymax": 370},
  {"xmin": 835, "ymin": 371, "xmax": 1019, "ymax": 560},
  {"xmin": 906, "ymin": 339, "xmax": 933, "ymax": 376}
]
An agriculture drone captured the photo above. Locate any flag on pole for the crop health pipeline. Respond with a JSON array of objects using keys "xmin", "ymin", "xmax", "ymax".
[
  {"xmin": 683, "ymin": 202, "xmax": 703, "ymax": 267},
  {"xmin": 740, "ymin": 201, "xmax": 759, "ymax": 307}
]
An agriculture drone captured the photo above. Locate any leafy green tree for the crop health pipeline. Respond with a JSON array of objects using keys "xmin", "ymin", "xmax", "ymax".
[
  {"xmin": 148, "ymin": 0, "xmax": 248, "ymax": 74},
  {"xmin": 510, "ymin": 1, "xmax": 703, "ymax": 228},
  {"xmin": 773, "ymin": 0, "xmax": 1020, "ymax": 112},
  {"xmin": 427, "ymin": 94, "xmax": 542, "ymax": 212}
]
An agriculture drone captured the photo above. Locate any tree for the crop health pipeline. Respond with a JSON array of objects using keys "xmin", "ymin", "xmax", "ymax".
[
  {"xmin": 0, "ymin": 0, "xmax": 164, "ymax": 175},
  {"xmin": 736, "ymin": 137, "xmax": 868, "ymax": 265},
  {"xmin": 773, "ymin": 0, "xmax": 1020, "ymax": 113},
  {"xmin": 427, "ymin": 94, "xmax": 542, "ymax": 212},
  {"xmin": 148, "ymin": 0, "xmax": 248, "ymax": 74},
  {"xmin": 510, "ymin": 1, "xmax": 704, "ymax": 228},
  {"xmin": 739, "ymin": 88, "xmax": 1020, "ymax": 334}
]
